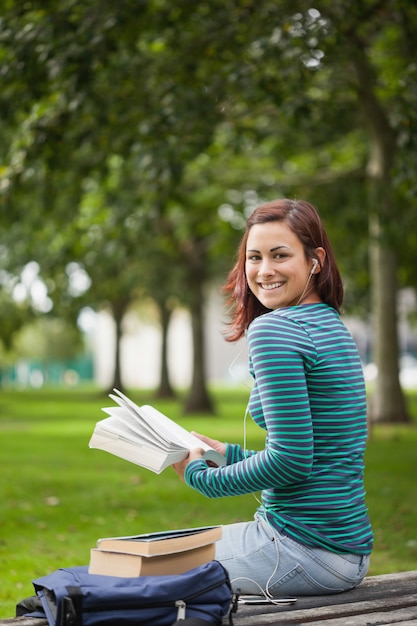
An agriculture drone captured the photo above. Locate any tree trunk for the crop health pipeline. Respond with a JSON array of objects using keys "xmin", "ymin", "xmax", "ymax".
[
  {"xmin": 183, "ymin": 286, "xmax": 215, "ymax": 415},
  {"xmin": 368, "ymin": 203, "xmax": 408, "ymax": 422},
  {"xmin": 109, "ymin": 300, "xmax": 127, "ymax": 394},
  {"xmin": 155, "ymin": 299, "xmax": 176, "ymax": 399},
  {"xmin": 351, "ymin": 45, "xmax": 409, "ymax": 422}
]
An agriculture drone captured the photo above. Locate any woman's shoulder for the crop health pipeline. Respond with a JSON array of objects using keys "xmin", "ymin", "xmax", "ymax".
[
  {"xmin": 248, "ymin": 307, "xmax": 304, "ymax": 337},
  {"xmin": 280, "ymin": 302, "xmax": 337, "ymax": 320},
  {"xmin": 247, "ymin": 304, "xmax": 340, "ymax": 346},
  {"xmin": 250, "ymin": 303, "xmax": 335, "ymax": 329},
  {"xmin": 247, "ymin": 309, "xmax": 318, "ymax": 361}
]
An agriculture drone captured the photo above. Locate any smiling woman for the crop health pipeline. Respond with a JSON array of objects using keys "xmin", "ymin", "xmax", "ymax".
[{"xmin": 172, "ymin": 198, "xmax": 374, "ymax": 599}]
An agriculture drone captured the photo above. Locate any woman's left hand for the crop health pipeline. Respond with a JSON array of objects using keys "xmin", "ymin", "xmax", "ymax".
[{"xmin": 172, "ymin": 448, "xmax": 205, "ymax": 481}]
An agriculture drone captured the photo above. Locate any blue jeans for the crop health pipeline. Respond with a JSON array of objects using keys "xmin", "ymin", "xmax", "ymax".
[{"xmin": 215, "ymin": 514, "xmax": 370, "ymax": 596}]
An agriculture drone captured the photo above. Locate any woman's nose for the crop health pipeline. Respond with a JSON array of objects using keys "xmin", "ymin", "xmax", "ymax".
[{"xmin": 258, "ymin": 259, "xmax": 275, "ymax": 277}]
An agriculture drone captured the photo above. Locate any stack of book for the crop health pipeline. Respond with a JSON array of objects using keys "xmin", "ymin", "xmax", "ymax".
[{"xmin": 88, "ymin": 525, "xmax": 222, "ymax": 577}]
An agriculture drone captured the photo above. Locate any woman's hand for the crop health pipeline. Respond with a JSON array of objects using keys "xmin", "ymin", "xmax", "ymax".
[
  {"xmin": 172, "ymin": 434, "xmax": 227, "ymax": 481},
  {"xmin": 191, "ymin": 432, "xmax": 227, "ymax": 457},
  {"xmin": 172, "ymin": 448, "xmax": 205, "ymax": 481}
]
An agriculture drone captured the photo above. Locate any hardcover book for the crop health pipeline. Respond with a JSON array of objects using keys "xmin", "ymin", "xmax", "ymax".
[
  {"xmin": 96, "ymin": 525, "xmax": 222, "ymax": 557},
  {"xmin": 88, "ymin": 543, "xmax": 216, "ymax": 577}
]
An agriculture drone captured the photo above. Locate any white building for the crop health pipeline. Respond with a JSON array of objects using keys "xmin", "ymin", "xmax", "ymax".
[{"xmin": 91, "ymin": 288, "xmax": 249, "ymax": 390}]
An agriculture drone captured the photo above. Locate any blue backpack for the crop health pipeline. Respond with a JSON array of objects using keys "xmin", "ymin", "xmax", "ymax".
[{"xmin": 30, "ymin": 560, "xmax": 233, "ymax": 626}]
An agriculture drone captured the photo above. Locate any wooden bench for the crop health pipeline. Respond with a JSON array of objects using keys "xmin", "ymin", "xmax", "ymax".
[{"xmin": 1, "ymin": 570, "xmax": 416, "ymax": 625}]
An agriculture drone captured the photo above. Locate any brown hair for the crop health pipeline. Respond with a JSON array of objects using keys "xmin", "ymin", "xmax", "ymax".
[{"xmin": 223, "ymin": 199, "xmax": 344, "ymax": 342}]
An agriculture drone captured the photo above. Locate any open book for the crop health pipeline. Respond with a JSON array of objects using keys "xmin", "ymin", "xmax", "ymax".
[{"xmin": 88, "ymin": 389, "xmax": 226, "ymax": 474}]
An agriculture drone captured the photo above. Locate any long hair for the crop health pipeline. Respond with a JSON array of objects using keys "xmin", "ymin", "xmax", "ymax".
[{"xmin": 223, "ymin": 199, "xmax": 344, "ymax": 342}]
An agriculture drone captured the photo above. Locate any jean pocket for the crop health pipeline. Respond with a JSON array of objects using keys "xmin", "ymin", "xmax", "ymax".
[{"xmin": 268, "ymin": 562, "xmax": 348, "ymax": 596}]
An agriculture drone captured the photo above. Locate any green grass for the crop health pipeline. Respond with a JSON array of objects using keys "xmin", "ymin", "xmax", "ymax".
[{"xmin": 1, "ymin": 386, "xmax": 417, "ymax": 617}]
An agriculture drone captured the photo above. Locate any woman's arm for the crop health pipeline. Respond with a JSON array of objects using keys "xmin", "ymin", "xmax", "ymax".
[{"xmin": 184, "ymin": 315, "xmax": 317, "ymax": 498}]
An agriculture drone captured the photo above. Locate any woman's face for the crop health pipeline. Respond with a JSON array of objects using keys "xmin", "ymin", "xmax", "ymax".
[{"xmin": 245, "ymin": 221, "xmax": 320, "ymax": 310}]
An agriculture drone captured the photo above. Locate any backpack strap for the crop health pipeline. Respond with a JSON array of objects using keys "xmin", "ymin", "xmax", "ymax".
[{"xmin": 60, "ymin": 586, "xmax": 83, "ymax": 626}]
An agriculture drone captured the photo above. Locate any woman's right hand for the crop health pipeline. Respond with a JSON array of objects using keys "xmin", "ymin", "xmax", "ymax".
[{"xmin": 191, "ymin": 432, "xmax": 227, "ymax": 457}]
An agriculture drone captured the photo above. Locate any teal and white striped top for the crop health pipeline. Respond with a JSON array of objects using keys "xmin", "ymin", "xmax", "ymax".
[{"xmin": 185, "ymin": 303, "xmax": 373, "ymax": 555}]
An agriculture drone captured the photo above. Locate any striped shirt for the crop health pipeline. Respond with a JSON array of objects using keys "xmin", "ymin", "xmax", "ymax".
[{"xmin": 185, "ymin": 303, "xmax": 373, "ymax": 555}]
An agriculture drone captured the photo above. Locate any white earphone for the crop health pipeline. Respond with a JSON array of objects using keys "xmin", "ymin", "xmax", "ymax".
[
  {"xmin": 310, "ymin": 259, "xmax": 319, "ymax": 275},
  {"xmin": 297, "ymin": 258, "xmax": 320, "ymax": 305}
]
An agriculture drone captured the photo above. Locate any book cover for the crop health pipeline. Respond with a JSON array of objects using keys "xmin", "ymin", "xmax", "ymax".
[
  {"xmin": 88, "ymin": 543, "xmax": 215, "ymax": 577},
  {"xmin": 96, "ymin": 525, "xmax": 222, "ymax": 556},
  {"xmin": 88, "ymin": 389, "xmax": 226, "ymax": 474}
]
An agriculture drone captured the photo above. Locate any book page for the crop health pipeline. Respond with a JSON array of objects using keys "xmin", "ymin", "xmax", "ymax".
[
  {"xmin": 100, "ymin": 406, "xmax": 172, "ymax": 448},
  {"xmin": 135, "ymin": 405, "xmax": 226, "ymax": 467},
  {"xmin": 112, "ymin": 389, "xmax": 216, "ymax": 452},
  {"xmin": 95, "ymin": 420, "xmax": 178, "ymax": 453},
  {"xmin": 107, "ymin": 395, "xmax": 172, "ymax": 447}
]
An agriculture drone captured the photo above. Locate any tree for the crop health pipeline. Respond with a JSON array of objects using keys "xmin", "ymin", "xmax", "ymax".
[
  {"xmin": 309, "ymin": 0, "xmax": 416, "ymax": 421},
  {"xmin": 1, "ymin": 0, "xmax": 416, "ymax": 422}
]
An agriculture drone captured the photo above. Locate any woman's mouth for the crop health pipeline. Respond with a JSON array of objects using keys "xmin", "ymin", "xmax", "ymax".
[{"xmin": 261, "ymin": 282, "xmax": 284, "ymax": 290}]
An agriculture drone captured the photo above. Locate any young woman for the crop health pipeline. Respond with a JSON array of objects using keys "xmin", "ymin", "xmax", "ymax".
[{"xmin": 173, "ymin": 199, "xmax": 373, "ymax": 597}]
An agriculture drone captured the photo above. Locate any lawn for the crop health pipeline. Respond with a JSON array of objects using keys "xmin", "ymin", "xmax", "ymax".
[{"xmin": 1, "ymin": 386, "xmax": 416, "ymax": 618}]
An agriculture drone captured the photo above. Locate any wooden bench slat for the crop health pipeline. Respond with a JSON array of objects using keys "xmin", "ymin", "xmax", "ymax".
[
  {"xmin": 230, "ymin": 569, "xmax": 417, "ymax": 625},
  {"xmin": 293, "ymin": 608, "xmax": 417, "ymax": 626},
  {"xmin": 233, "ymin": 598, "xmax": 417, "ymax": 625}
]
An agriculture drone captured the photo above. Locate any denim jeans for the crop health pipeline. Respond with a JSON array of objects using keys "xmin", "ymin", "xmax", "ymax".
[{"xmin": 215, "ymin": 513, "xmax": 370, "ymax": 596}]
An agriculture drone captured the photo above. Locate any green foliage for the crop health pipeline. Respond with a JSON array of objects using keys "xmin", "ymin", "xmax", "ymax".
[
  {"xmin": 0, "ymin": 387, "xmax": 417, "ymax": 617},
  {"xmin": 13, "ymin": 317, "xmax": 83, "ymax": 361},
  {"xmin": 1, "ymin": 0, "xmax": 416, "ymax": 278},
  {"xmin": 0, "ymin": 0, "xmax": 416, "ymax": 411},
  {"xmin": 0, "ymin": 291, "xmax": 33, "ymax": 353}
]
